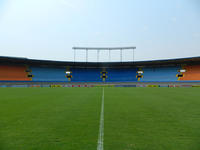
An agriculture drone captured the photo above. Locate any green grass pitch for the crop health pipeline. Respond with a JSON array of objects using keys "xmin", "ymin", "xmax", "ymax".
[{"xmin": 0, "ymin": 87, "xmax": 200, "ymax": 150}]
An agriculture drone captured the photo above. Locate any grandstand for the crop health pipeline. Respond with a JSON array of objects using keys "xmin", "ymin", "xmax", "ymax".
[
  {"xmin": 0, "ymin": 65, "xmax": 31, "ymax": 81},
  {"xmin": 179, "ymin": 65, "xmax": 200, "ymax": 81},
  {"xmin": 0, "ymin": 56, "xmax": 200, "ymax": 87},
  {"xmin": 139, "ymin": 66, "xmax": 180, "ymax": 82}
]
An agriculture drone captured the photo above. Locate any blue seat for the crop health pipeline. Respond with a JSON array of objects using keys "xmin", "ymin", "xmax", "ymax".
[
  {"xmin": 31, "ymin": 67, "xmax": 68, "ymax": 82},
  {"xmin": 70, "ymin": 68, "xmax": 102, "ymax": 82},
  {"xmin": 30, "ymin": 66, "xmax": 180, "ymax": 82},
  {"xmin": 106, "ymin": 68, "xmax": 137, "ymax": 82},
  {"xmin": 140, "ymin": 67, "xmax": 180, "ymax": 82}
]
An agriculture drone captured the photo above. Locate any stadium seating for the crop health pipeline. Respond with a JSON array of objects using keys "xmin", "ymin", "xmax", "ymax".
[
  {"xmin": 180, "ymin": 65, "xmax": 200, "ymax": 81},
  {"xmin": 0, "ymin": 65, "xmax": 31, "ymax": 81},
  {"xmin": 30, "ymin": 67, "xmax": 68, "ymax": 82},
  {"xmin": 140, "ymin": 66, "xmax": 180, "ymax": 82},
  {"xmin": 106, "ymin": 68, "xmax": 137, "ymax": 82},
  {"xmin": 70, "ymin": 68, "xmax": 102, "ymax": 82},
  {"xmin": 1, "ymin": 65, "xmax": 200, "ymax": 82}
]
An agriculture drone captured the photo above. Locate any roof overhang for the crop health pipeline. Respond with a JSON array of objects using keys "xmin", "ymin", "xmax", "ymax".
[{"xmin": 0, "ymin": 56, "xmax": 200, "ymax": 68}]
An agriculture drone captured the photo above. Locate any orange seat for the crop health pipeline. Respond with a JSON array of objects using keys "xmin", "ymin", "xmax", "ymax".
[
  {"xmin": 0, "ymin": 65, "xmax": 31, "ymax": 81},
  {"xmin": 180, "ymin": 65, "xmax": 200, "ymax": 81}
]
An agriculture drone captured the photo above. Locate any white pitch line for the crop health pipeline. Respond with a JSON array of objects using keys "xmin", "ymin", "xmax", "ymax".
[{"xmin": 97, "ymin": 87, "xmax": 104, "ymax": 150}]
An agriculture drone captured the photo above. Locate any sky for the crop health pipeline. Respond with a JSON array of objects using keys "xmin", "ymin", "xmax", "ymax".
[{"xmin": 0, "ymin": 0, "xmax": 200, "ymax": 62}]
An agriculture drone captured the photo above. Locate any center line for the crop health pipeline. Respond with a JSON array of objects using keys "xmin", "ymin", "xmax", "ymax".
[{"xmin": 97, "ymin": 87, "xmax": 104, "ymax": 150}]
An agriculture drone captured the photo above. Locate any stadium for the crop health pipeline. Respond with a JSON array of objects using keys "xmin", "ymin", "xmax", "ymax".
[
  {"xmin": 1, "ymin": 54, "xmax": 200, "ymax": 87},
  {"xmin": 1, "ymin": 0, "xmax": 200, "ymax": 150},
  {"xmin": 1, "ymin": 50, "xmax": 200, "ymax": 150}
]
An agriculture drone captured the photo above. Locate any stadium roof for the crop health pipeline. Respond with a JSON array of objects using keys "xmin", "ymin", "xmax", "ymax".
[{"xmin": 0, "ymin": 56, "xmax": 200, "ymax": 68}]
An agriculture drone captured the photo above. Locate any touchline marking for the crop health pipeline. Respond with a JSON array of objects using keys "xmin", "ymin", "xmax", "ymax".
[{"xmin": 97, "ymin": 87, "xmax": 104, "ymax": 150}]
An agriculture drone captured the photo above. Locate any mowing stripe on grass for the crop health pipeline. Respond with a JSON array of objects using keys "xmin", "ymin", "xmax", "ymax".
[{"xmin": 97, "ymin": 87, "xmax": 104, "ymax": 150}]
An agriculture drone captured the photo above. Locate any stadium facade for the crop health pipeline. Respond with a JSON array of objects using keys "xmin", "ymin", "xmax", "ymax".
[{"xmin": 0, "ymin": 56, "xmax": 200, "ymax": 87}]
